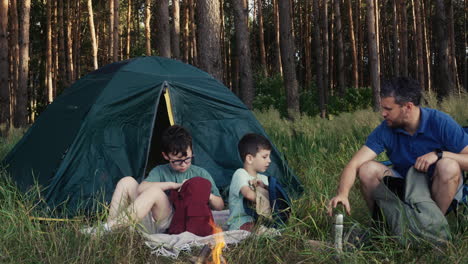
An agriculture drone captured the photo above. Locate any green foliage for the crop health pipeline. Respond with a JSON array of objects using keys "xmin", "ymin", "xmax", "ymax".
[{"xmin": 253, "ymin": 73, "xmax": 373, "ymax": 117}]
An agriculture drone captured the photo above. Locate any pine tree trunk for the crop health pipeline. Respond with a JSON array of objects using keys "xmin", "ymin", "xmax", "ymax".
[
  {"xmin": 347, "ymin": 0, "xmax": 358, "ymax": 88},
  {"xmin": 421, "ymin": 0, "xmax": 431, "ymax": 92},
  {"xmin": 334, "ymin": 0, "xmax": 345, "ymax": 94},
  {"xmin": 58, "ymin": 0, "xmax": 66, "ymax": 87},
  {"xmin": 313, "ymin": 0, "xmax": 325, "ymax": 118},
  {"xmin": 145, "ymin": 0, "xmax": 151, "ymax": 56},
  {"xmin": 446, "ymin": 0, "xmax": 460, "ymax": 92},
  {"xmin": 233, "ymin": 0, "xmax": 254, "ymax": 108},
  {"xmin": 10, "ymin": 0, "xmax": 19, "ymax": 125},
  {"xmin": 257, "ymin": 0, "xmax": 267, "ymax": 76},
  {"xmin": 46, "ymin": 0, "xmax": 53, "ymax": 104},
  {"xmin": 367, "ymin": 0, "xmax": 380, "ymax": 111},
  {"xmin": 113, "ymin": 0, "xmax": 119, "ymax": 61},
  {"xmin": 0, "ymin": 0, "xmax": 9, "ymax": 131},
  {"xmin": 303, "ymin": 0, "xmax": 312, "ymax": 86},
  {"xmin": 66, "ymin": 0, "xmax": 74, "ymax": 84},
  {"xmin": 434, "ymin": 0, "xmax": 454, "ymax": 96},
  {"xmin": 392, "ymin": 0, "xmax": 399, "ymax": 76},
  {"xmin": 278, "ymin": 0, "xmax": 299, "ymax": 115},
  {"xmin": 126, "ymin": 0, "xmax": 131, "ymax": 59},
  {"xmin": 196, "ymin": 0, "xmax": 223, "ymax": 81},
  {"xmin": 156, "ymin": 0, "xmax": 171, "ymax": 57},
  {"xmin": 172, "ymin": 0, "xmax": 181, "ymax": 59},
  {"xmin": 17, "ymin": 0, "xmax": 31, "ymax": 127},
  {"xmin": 273, "ymin": 0, "xmax": 282, "ymax": 76},
  {"xmin": 73, "ymin": 0, "xmax": 81, "ymax": 78},
  {"xmin": 399, "ymin": 0, "xmax": 408, "ymax": 76},
  {"xmin": 413, "ymin": 0, "xmax": 424, "ymax": 90},
  {"xmin": 88, "ymin": 0, "xmax": 99, "ymax": 69},
  {"xmin": 182, "ymin": 0, "xmax": 190, "ymax": 62},
  {"xmin": 109, "ymin": 0, "xmax": 114, "ymax": 62},
  {"xmin": 321, "ymin": 0, "xmax": 329, "ymax": 94}
]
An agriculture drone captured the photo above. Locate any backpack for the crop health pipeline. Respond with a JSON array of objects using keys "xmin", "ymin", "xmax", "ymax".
[
  {"xmin": 373, "ymin": 167, "xmax": 451, "ymax": 246},
  {"xmin": 244, "ymin": 176, "xmax": 292, "ymax": 227},
  {"xmin": 167, "ymin": 177, "xmax": 214, "ymax": 236}
]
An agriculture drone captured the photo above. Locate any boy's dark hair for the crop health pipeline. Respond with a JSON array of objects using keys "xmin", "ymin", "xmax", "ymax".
[
  {"xmin": 380, "ymin": 77, "xmax": 422, "ymax": 106},
  {"xmin": 238, "ymin": 133, "xmax": 272, "ymax": 162},
  {"xmin": 161, "ymin": 125, "xmax": 192, "ymax": 156}
]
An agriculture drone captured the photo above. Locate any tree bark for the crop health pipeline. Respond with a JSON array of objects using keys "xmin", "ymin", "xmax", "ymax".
[
  {"xmin": 273, "ymin": 0, "xmax": 282, "ymax": 76},
  {"xmin": 367, "ymin": 0, "xmax": 380, "ymax": 111},
  {"xmin": 421, "ymin": 0, "xmax": 431, "ymax": 92},
  {"xmin": 346, "ymin": 0, "xmax": 358, "ymax": 88},
  {"xmin": 182, "ymin": 0, "xmax": 190, "ymax": 62},
  {"xmin": 17, "ymin": 0, "xmax": 31, "ymax": 127},
  {"xmin": 126, "ymin": 0, "xmax": 131, "ymax": 59},
  {"xmin": 0, "ymin": 0, "xmax": 9, "ymax": 131},
  {"xmin": 145, "ymin": 0, "xmax": 151, "ymax": 55},
  {"xmin": 313, "ymin": 0, "xmax": 325, "ymax": 118},
  {"xmin": 446, "ymin": 0, "xmax": 460, "ymax": 92},
  {"xmin": 257, "ymin": 0, "xmax": 267, "ymax": 76},
  {"xmin": 334, "ymin": 0, "xmax": 345, "ymax": 94},
  {"xmin": 156, "ymin": 0, "xmax": 171, "ymax": 57},
  {"xmin": 278, "ymin": 0, "xmax": 299, "ymax": 115},
  {"xmin": 392, "ymin": 0, "xmax": 399, "ymax": 76},
  {"xmin": 113, "ymin": 0, "xmax": 119, "ymax": 61},
  {"xmin": 413, "ymin": 0, "xmax": 424, "ymax": 90},
  {"xmin": 190, "ymin": 0, "xmax": 197, "ymax": 65},
  {"xmin": 66, "ymin": 0, "xmax": 74, "ymax": 84},
  {"xmin": 10, "ymin": 0, "xmax": 19, "ymax": 124},
  {"xmin": 109, "ymin": 0, "xmax": 114, "ymax": 62},
  {"xmin": 399, "ymin": 0, "xmax": 408, "ymax": 76},
  {"xmin": 171, "ymin": 0, "xmax": 181, "ymax": 59},
  {"xmin": 321, "ymin": 0, "xmax": 329, "ymax": 94},
  {"xmin": 58, "ymin": 0, "xmax": 66, "ymax": 87},
  {"xmin": 434, "ymin": 0, "xmax": 454, "ymax": 96},
  {"xmin": 88, "ymin": 0, "xmax": 99, "ymax": 69},
  {"xmin": 232, "ymin": 0, "xmax": 254, "ymax": 108},
  {"xmin": 46, "ymin": 0, "xmax": 53, "ymax": 104},
  {"xmin": 196, "ymin": 0, "xmax": 223, "ymax": 81}
]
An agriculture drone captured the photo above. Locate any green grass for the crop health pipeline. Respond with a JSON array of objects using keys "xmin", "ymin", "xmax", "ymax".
[{"xmin": 1, "ymin": 95, "xmax": 468, "ymax": 263}]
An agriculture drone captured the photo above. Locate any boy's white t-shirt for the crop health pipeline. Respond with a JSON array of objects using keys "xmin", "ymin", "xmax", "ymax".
[{"xmin": 227, "ymin": 168, "xmax": 269, "ymax": 230}]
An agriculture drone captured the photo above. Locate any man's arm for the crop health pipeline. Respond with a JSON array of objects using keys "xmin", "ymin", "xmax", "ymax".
[
  {"xmin": 327, "ymin": 146, "xmax": 377, "ymax": 216},
  {"xmin": 415, "ymin": 146, "xmax": 468, "ymax": 172}
]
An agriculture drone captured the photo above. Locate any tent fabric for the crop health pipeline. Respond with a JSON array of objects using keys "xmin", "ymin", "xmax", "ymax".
[{"xmin": 2, "ymin": 56, "xmax": 303, "ymax": 214}]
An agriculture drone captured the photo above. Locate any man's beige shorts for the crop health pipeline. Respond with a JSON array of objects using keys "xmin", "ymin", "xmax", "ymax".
[{"xmin": 140, "ymin": 207, "xmax": 174, "ymax": 234}]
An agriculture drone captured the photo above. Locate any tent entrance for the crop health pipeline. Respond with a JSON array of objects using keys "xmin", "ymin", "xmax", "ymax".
[{"xmin": 144, "ymin": 87, "xmax": 174, "ymax": 177}]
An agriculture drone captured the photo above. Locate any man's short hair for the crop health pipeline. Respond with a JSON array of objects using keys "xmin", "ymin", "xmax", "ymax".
[
  {"xmin": 380, "ymin": 77, "xmax": 422, "ymax": 106},
  {"xmin": 161, "ymin": 125, "xmax": 193, "ymax": 156},
  {"xmin": 238, "ymin": 133, "xmax": 272, "ymax": 162}
]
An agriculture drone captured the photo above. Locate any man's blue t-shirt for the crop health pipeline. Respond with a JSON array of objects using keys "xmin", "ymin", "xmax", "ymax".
[{"xmin": 365, "ymin": 107, "xmax": 468, "ymax": 177}]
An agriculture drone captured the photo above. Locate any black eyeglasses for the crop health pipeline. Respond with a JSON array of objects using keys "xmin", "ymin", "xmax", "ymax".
[{"xmin": 169, "ymin": 156, "xmax": 194, "ymax": 166}]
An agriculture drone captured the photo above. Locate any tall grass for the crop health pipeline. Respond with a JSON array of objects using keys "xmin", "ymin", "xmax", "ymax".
[{"xmin": 1, "ymin": 95, "xmax": 468, "ymax": 263}]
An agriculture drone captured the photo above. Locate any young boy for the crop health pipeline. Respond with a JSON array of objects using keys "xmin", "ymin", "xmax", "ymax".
[
  {"xmin": 227, "ymin": 133, "xmax": 272, "ymax": 231},
  {"xmin": 106, "ymin": 125, "xmax": 224, "ymax": 232}
]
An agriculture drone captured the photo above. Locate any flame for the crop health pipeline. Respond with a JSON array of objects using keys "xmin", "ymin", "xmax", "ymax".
[{"xmin": 208, "ymin": 218, "xmax": 226, "ymax": 264}]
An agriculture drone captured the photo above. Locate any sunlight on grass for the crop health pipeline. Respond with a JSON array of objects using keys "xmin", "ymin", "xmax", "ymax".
[{"xmin": 1, "ymin": 96, "xmax": 468, "ymax": 263}]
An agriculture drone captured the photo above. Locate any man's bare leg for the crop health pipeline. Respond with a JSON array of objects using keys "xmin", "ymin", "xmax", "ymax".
[
  {"xmin": 431, "ymin": 158, "xmax": 461, "ymax": 214},
  {"xmin": 358, "ymin": 161, "xmax": 395, "ymax": 212}
]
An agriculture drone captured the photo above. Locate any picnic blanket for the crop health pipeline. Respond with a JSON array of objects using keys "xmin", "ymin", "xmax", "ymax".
[{"xmin": 141, "ymin": 210, "xmax": 251, "ymax": 258}]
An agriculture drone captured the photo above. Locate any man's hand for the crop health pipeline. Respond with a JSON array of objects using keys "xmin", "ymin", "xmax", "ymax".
[
  {"xmin": 249, "ymin": 179, "xmax": 266, "ymax": 188},
  {"xmin": 414, "ymin": 151, "xmax": 438, "ymax": 172},
  {"xmin": 327, "ymin": 194, "xmax": 351, "ymax": 216}
]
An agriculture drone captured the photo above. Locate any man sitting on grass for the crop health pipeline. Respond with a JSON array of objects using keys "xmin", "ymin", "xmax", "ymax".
[
  {"xmin": 91, "ymin": 125, "xmax": 224, "ymax": 233},
  {"xmin": 327, "ymin": 77, "xmax": 468, "ymax": 217}
]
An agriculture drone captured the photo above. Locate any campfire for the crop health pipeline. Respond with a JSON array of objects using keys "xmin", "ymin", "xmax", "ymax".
[{"xmin": 191, "ymin": 219, "xmax": 227, "ymax": 264}]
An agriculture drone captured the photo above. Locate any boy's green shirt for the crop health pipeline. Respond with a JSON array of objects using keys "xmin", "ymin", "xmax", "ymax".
[{"xmin": 145, "ymin": 164, "xmax": 221, "ymax": 197}]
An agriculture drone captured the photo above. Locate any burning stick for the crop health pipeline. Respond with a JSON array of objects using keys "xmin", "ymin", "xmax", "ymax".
[{"xmin": 192, "ymin": 245, "xmax": 212, "ymax": 264}]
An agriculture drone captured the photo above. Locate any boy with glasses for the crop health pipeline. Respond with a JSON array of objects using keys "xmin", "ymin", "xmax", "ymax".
[{"xmin": 105, "ymin": 125, "xmax": 224, "ymax": 232}]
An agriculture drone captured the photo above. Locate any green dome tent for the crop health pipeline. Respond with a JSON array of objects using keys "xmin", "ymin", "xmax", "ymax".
[{"xmin": 2, "ymin": 56, "xmax": 303, "ymax": 214}]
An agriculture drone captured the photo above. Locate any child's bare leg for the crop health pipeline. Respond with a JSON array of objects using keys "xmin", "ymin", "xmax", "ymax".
[{"xmin": 108, "ymin": 177, "xmax": 139, "ymax": 222}]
